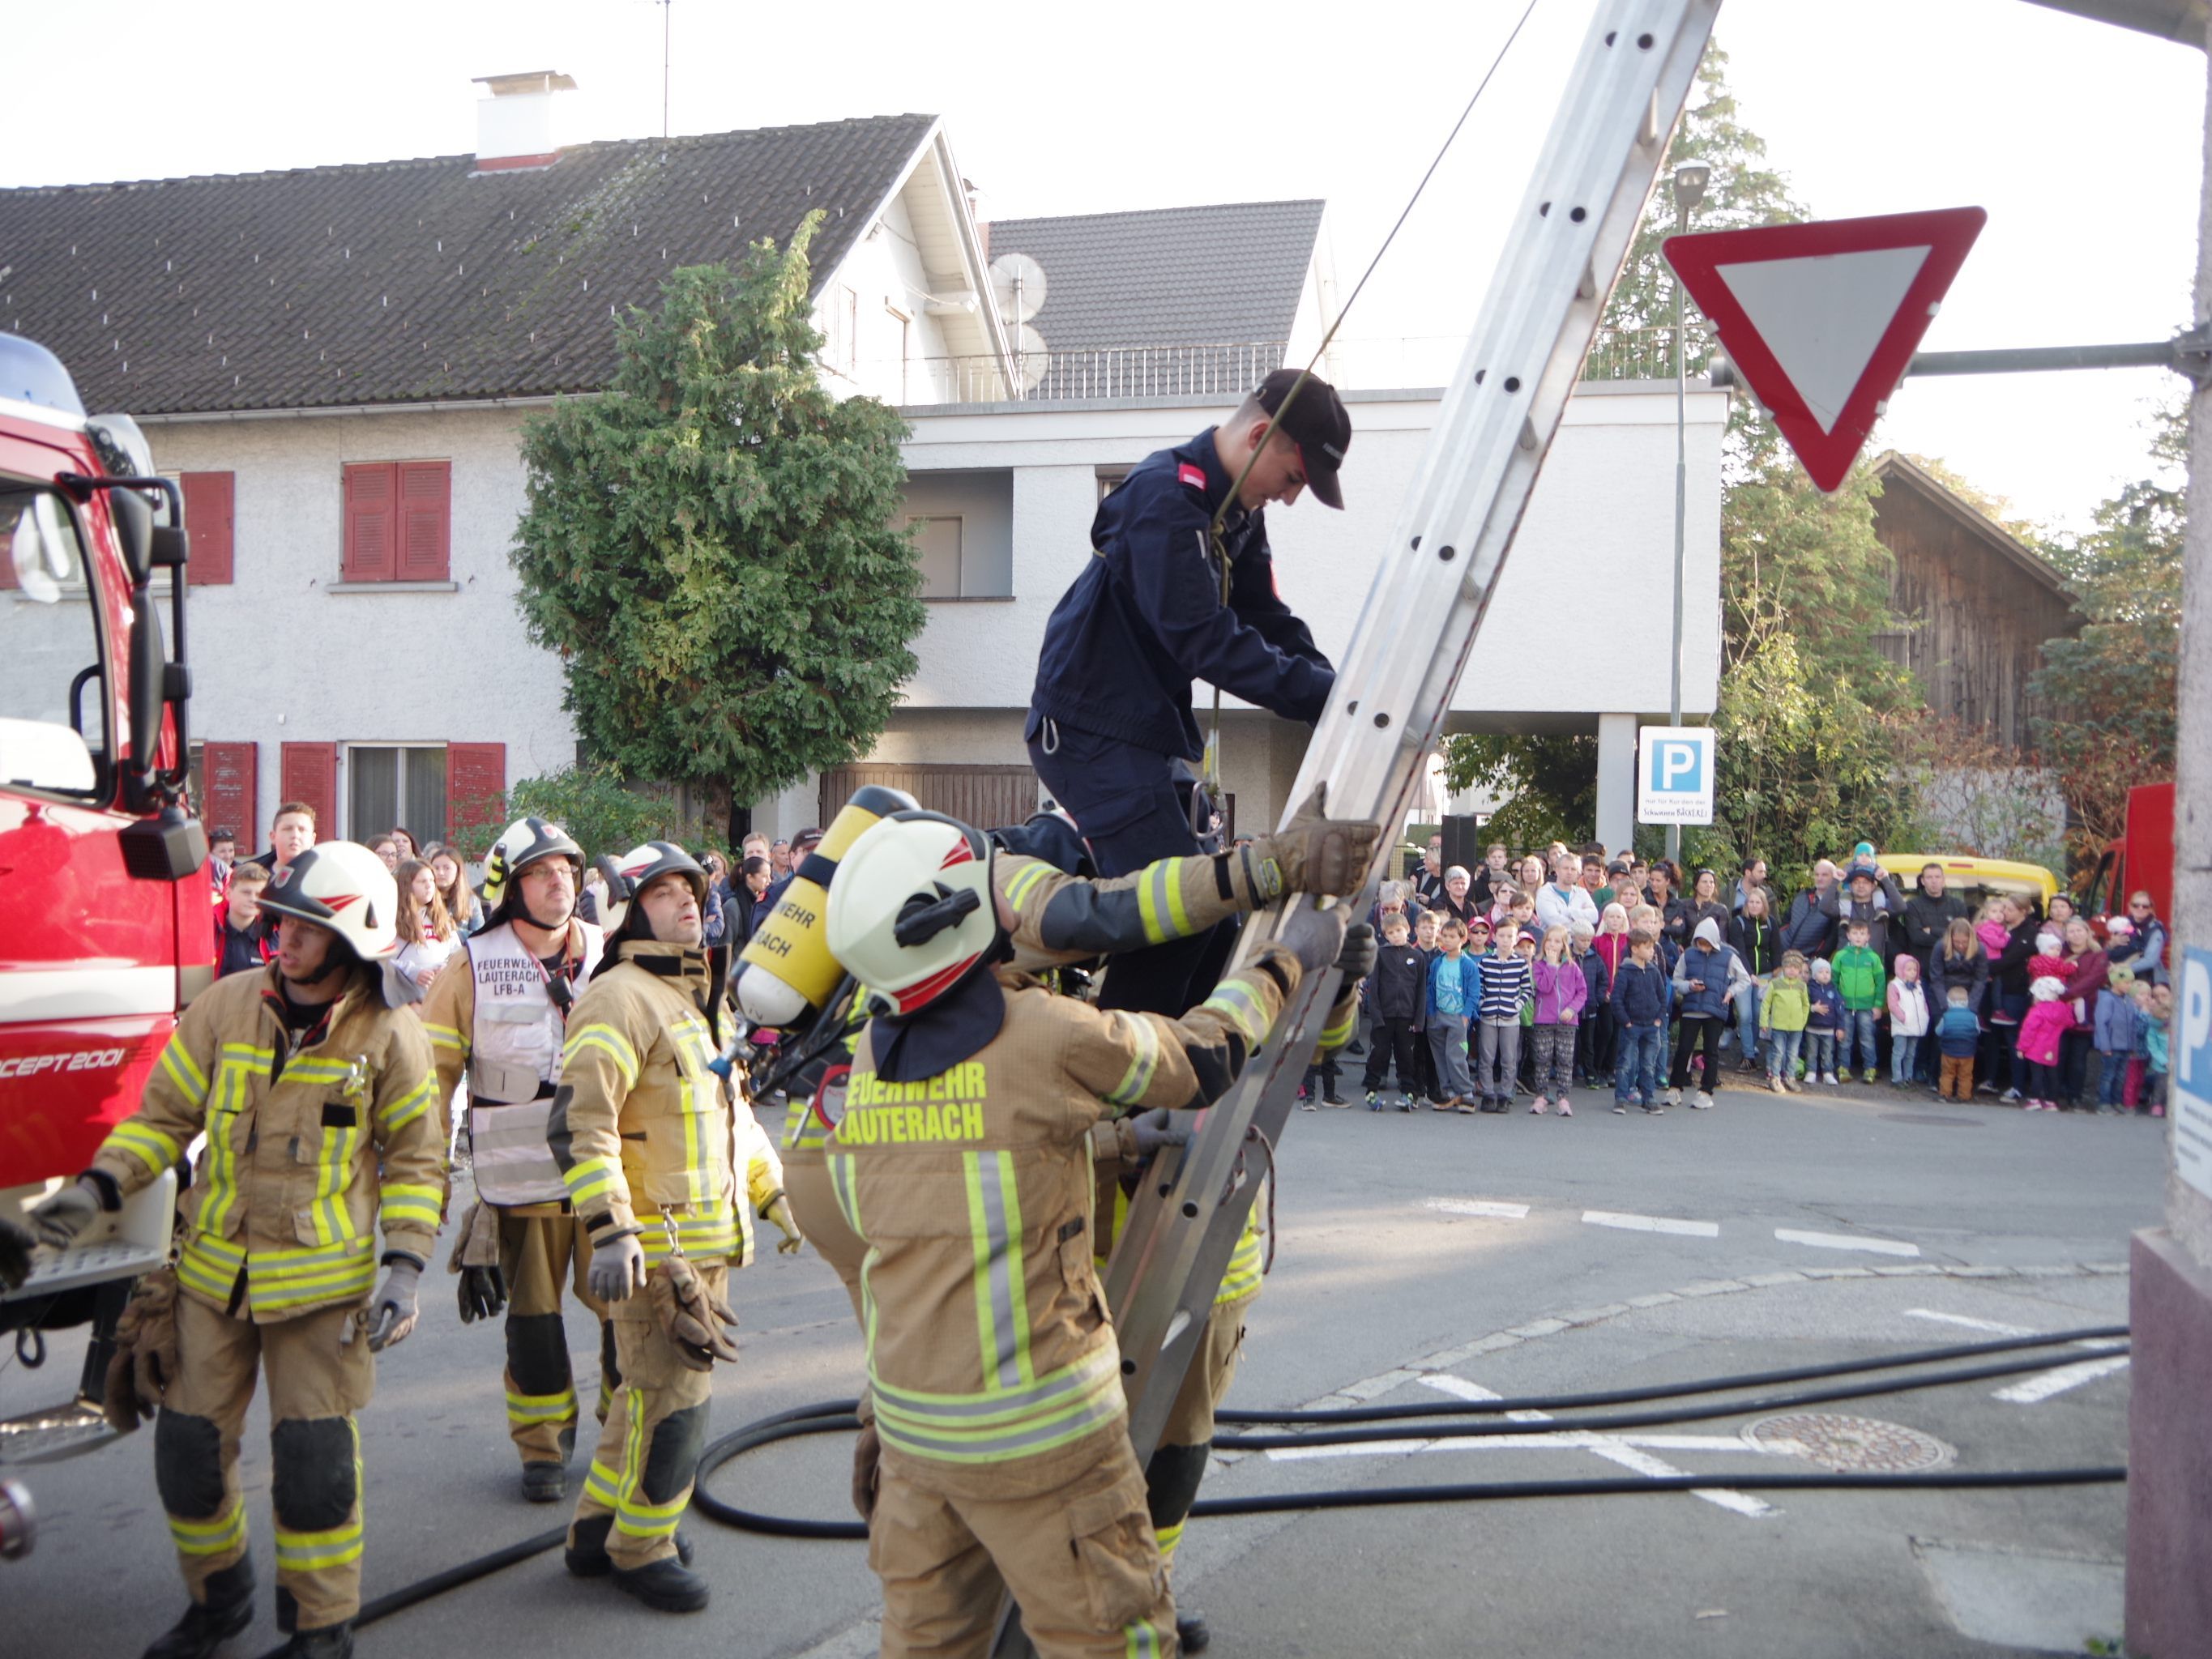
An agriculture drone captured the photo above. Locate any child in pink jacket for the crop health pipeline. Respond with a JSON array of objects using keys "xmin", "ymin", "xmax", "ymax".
[
  {"xmin": 2016, "ymin": 975, "xmax": 2072, "ymax": 1111},
  {"xmin": 1529, "ymin": 924, "xmax": 1588, "ymax": 1117}
]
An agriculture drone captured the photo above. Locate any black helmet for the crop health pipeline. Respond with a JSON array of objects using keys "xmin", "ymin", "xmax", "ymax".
[{"xmin": 600, "ymin": 841, "xmax": 710, "ymax": 950}]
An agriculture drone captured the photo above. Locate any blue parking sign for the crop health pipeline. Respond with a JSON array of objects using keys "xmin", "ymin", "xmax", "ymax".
[
  {"xmin": 2175, "ymin": 947, "xmax": 2212, "ymax": 1202},
  {"xmin": 1637, "ymin": 726, "xmax": 1715, "ymax": 826}
]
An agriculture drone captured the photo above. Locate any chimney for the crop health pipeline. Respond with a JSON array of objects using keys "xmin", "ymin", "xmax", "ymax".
[{"xmin": 472, "ymin": 71, "xmax": 578, "ymax": 172}]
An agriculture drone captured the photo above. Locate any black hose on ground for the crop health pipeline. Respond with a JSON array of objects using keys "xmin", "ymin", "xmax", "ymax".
[{"xmin": 256, "ymin": 1328, "xmax": 2133, "ymax": 1644}]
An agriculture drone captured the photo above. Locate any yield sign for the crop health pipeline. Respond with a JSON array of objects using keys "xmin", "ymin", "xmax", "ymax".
[{"xmin": 1662, "ymin": 207, "xmax": 1986, "ymax": 492}]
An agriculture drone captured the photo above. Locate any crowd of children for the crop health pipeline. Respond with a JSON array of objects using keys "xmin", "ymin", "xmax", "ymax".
[{"xmin": 1317, "ymin": 837, "xmax": 2176, "ymax": 1123}]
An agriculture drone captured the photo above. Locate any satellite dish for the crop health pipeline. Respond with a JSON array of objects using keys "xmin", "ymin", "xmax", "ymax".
[
  {"xmin": 1014, "ymin": 323, "xmax": 1049, "ymax": 394},
  {"xmin": 989, "ymin": 253, "xmax": 1048, "ymax": 324}
]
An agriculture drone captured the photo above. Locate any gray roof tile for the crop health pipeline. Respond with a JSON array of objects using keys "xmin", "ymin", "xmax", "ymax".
[{"xmin": 0, "ymin": 114, "xmax": 937, "ymax": 414}]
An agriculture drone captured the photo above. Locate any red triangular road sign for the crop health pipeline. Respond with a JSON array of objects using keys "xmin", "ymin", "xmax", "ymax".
[{"xmin": 1662, "ymin": 207, "xmax": 1986, "ymax": 492}]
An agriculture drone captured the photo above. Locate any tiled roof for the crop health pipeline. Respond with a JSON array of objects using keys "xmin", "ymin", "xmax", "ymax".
[
  {"xmin": 0, "ymin": 114, "xmax": 937, "ymax": 415},
  {"xmin": 988, "ymin": 199, "xmax": 1322, "ymax": 349}
]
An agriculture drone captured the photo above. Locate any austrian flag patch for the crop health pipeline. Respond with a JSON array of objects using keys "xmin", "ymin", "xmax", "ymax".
[{"xmin": 1176, "ymin": 463, "xmax": 1207, "ymax": 492}]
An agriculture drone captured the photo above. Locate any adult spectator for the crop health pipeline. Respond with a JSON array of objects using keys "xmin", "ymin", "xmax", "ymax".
[
  {"xmin": 1414, "ymin": 835, "xmax": 1447, "ymax": 909},
  {"xmin": 1516, "ymin": 854, "xmax": 1549, "ymax": 902},
  {"xmin": 369, "ymin": 834, "xmax": 402, "ymax": 874},
  {"xmin": 1822, "ymin": 864, "xmax": 1899, "ymax": 962},
  {"xmin": 2124, "ymin": 891, "xmax": 2168, "ymax": 983},
  {"xmin": 1578, "ymin": 856, "xmax": 1606, "ymax": 904},
  {"xmin": 244, "ymin": 800, "xmax": 318, "ymax": 877},
  {"xmin": 1986, "ymin": 893, "xmax": 2041, "ymax": 1099},
  {"xmin": 770, "ymin": 838, "xmax": 793, "ymax": 881},
  {"xmin": 1600, "ymin": 859, "xmax": 1638, "ymax": 911},
  {"xmin": 727, "ymin": 855, "xmax": 774, "ymax": 949},
  {"xmin": 390, "ymin": 825, "xmax": 421, "ymax": 860},
  {"xmin": 1439, "ymin": 865, "xmax": 1480, "ymax": 928},
  {"xmin": 2047, "ymin": 893, "xmax": 2078, "ymax": 932},
  {"xmin": 1369, "ymin": 879, "xmax": 1412, "ymax": 939},
  {"xmin": 1646, "ymin": 863, "xmax": 1690, "ymax": 953},
  {"xmin": 1780, "ymin": 859, "xmax": 1842, "ymax": 957},
  {"xmin": 1929, "ymin": 917, "xmax": 1989, "ymax": 1020},
  {"xmin": 1732, "ymin": 856, "xmax": 1772, "ymax": 916},
  {"xmin": 1902, "ymin": 863, "xmax": 1969, "ymax": 964},
  {"xmin": 214, "ymin": 862, "xmax": 271, "ymax": 978},
  {"xmin": 1668, "ymin": 918, "xmax": 1747, "ymax": 1109},
  {"xmin": 1684, "ymin": 868, "xmax": 1732, "ymax": 944},
  {"xmin": 700, "ymin": 851, "xmax": 735, "ymax": 949},
  {"xmin": 1727, "ymin": 888, "xmax": 1780, "ymax": 1072},
  {"xmin": 2056, "ymin": 917, "xmax": 2109, "ymax": 1110},
  {"xmin": 1535, "ymin": 853, "xmax": 1599, "ymax": 936},
  {"xmin": 393, "ymin": 857, "xmax": 459, "ymax": 988},
  {"xmin": 761, "ymin": 825, "xmax": 823, "ymax": 914},
  {"xmin": 425, "ymin": 842, "xmax": 480, "ymax": 936}
]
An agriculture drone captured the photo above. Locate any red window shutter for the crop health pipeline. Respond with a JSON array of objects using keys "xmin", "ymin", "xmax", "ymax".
[
  {"xmin": 201, "ymin": 741, "xmax": 256, "ymax": 838},
  {"xmin": 446, "ymin": 743, "xmax": 506, "ymax": 839},
  {"xmin": 181, "ymin": 471, "xmax": 235, "ymax": 585},
  {"xmin": 342, "ymin": 463, "xmax": 396, "ymax": 582},
  {"xmin": 397, "ymin": 461, "xmax": 451, "ymax": 581},
  {"xmin": 279, "ymin": 742, "xmax": 338, "ymax": 841}
]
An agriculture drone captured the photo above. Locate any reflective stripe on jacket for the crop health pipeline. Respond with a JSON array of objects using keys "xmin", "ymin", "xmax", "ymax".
[{"xmin": 92, "ymin": 967, "xmax": 443, "ymax": 1320}]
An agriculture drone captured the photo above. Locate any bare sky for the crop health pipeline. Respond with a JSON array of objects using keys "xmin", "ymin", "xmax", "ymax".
[{"xmin": 3, "ymin": 0, "xmax": 2199, "ymax": 531}]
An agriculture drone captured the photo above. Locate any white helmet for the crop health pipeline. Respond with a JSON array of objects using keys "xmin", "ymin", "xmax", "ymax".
[
  {"xmin": 258, "ymin": 842, "xmax": 399, "ymax": 962},
  {"xmin": 482, "ymin": 816, "xmax": 584, "ymax": 928},
  {"xmin": 826, "ymin": 812, "xmax": 999, "ymax": 1016}
]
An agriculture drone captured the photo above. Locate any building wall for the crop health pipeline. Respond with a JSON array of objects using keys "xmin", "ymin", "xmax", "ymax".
[{"xmin": 1876, "ymin": 485, "xmax": 2078, "ymax": 749}]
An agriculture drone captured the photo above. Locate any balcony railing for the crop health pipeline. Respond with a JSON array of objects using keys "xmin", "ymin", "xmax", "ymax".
[{"xmin": 1580, "ymin": 322, "xmax": 1717, "ymax": 382}]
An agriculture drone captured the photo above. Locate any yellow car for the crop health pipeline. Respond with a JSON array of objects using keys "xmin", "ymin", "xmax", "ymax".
[{"xmin": 1874, "ymin": 854, "xmax": 2059, "ymax": 915}]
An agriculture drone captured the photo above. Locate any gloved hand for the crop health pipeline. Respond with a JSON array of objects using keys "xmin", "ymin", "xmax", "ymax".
[
  {"xmin": 28, "ymin": 1179, "xmax": 102, "ymax": 1250},
  {"xmin": 1275, "ymin": 902, "xmax": 1350, "ymax": 978},
  {"xmin": 1334, "ymin": 921, "xmax": 1377, "ymax": 983},
  {"xmin": 0, "ymin": 1218, "xmax": 34, "ymax": 1292},
  {"xmin": 1247, "ymin": 787, "xmax": 1382, "ymax": 899},
  {"xmin": 763, "ymin": 1195, "xmax": 805, "ymax": 1256},
  {"xmin": 365, "ymin": 1258, "xmax": 422, "ymax": 1353},
  {"xmin": 648, "ymin": 1256, "xmax": 741, "ymax": 1371},
  {"xmin": 457, "ymin": 1264, "xmax": 507, "ymax": 1324},
  {"xmin": 850, "ymin": 1422, "xmax": 882, "ymax": 1522},
  {"xmin": 587, "ymin": 1232, "xmax": 647, "ymax": 1305},
  {"xmin": 102, "ymin": 1266, "xmax": 181, "ymax": 1433},
  {"xmin": 1128, "ymin": 1108, "xmax": 1189, "ymax": 1157}
]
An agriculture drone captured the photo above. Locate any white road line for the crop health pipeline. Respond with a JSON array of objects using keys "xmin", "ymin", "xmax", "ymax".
[
  {"xmin": 1774, "ymin": 1227, "xmax": 1920, "ymax": 1257},
  {"xmin": 1583, "ymin": 1209, "xmax": 1720, "ymax": 1238},
  {"xmin": 1993, "ymin": 1354, "xmax": 2131, "ymax": 1404},
  {"xmin": 1424, "ymin": 1199, "xmax": 1531, "ymax": 1220},
  {"xmin": 1905, "ymin": 1308, "xmax": 2035, "ymax": 1336},
  {"xmin": 1266, "ymin": 1431, "xmax": 1807, "ymax": 1461}
]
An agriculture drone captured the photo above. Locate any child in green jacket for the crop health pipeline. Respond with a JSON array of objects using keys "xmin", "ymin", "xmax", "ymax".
[
  {"xmin": 1761, "ymin": 950, "xmax": 1813, "ymax": 1093},
  {"xmin": 1830, "ymin": 921, "xmax": 1887, "ymax": 1082}
]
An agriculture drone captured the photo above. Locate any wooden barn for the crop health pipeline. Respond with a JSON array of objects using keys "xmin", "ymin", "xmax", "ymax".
[{"xmin": 1870, "ymin": 452, "xmax": 2080, "ymax": 750}]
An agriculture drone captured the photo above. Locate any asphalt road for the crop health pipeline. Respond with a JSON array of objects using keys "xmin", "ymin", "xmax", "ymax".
[{"xmin": 2, "ymin": 1075, "xmax": 2163, "ymax": 1658}]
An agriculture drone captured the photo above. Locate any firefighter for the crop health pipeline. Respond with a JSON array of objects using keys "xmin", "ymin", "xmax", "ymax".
[
  {"xmin": 545, "ymin": 842, "xmax": 798, "ymax": 1614},
  {"xmin": 418, "ymin": 816, "xmax": 610, "ymax": 1504},
  {"xmin": 779, "ymin": 797, "xmax": 1380, "ymax": 1316},
  {"xmin": 28, "ymin": 842, "xmax": 444, "ymax": 1659},
  {"xmin": 822, "ymin": 809, "xmax": 1352, "ymax": 1659}
]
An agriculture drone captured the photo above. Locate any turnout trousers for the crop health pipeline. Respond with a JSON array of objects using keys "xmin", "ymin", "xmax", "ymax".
[
  {"xmin": 497, "ymin": 1209, "xmax": 609, "ymax": 1462},
  {"xmin": 1145, "ymin": 1290, "xmax": 1251, "ymax": 1569},
  {"xmin": 159, "ymin": 1295, "xmax": 374, "ymax": 1632},
  {"xmin": 872, "ymin": 1430, "xmax": 1177, "ymax": 1659},
  {"xmin": 568, "ymin": 1261, "xmax": 721, "ymax": 1571}
]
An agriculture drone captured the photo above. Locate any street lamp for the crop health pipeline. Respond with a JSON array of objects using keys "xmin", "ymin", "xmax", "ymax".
[{"xmin": 1665, "ymin": 160, "xmax": 1710, "ymax": 864}]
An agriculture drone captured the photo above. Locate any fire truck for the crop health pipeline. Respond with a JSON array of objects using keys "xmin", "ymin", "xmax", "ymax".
[{"xmin": 0, "ymin": 333, "xmax": 207, "ymax": 1559}]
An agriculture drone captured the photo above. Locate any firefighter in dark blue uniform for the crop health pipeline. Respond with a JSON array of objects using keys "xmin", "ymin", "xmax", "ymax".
[{"xmin": 1027, "ymin": 369, "xmax": 1352, "ymax": 1016}]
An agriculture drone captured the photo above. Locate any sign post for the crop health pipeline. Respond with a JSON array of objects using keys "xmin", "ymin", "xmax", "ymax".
[
  {"xmin": 2174, "ymin": 947, "xmax": 2212, "ymax": 1203},
  {"xmin": 1637, "ymin": 725, "xmax": 1715, "ymax": 828}
]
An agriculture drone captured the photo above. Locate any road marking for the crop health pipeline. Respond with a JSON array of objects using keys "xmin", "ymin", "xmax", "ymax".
[
  {"xmin": 1905, "ymin": 1308, "xmax": 2035, "ymax": 1336},
  {"xmin": 1424, "ymin": 1199, "xmax": 1531, "ymax": 1220},
  {"xmin": 1774, "ymin": 1227, "xmax": 1920, "ymax": 1257},
  {"xmin": 1421, "ymin": 1373, "xmax": 1552, "ymax": 1422},
  {"xmin": 1583, "ymin": 1209, "xmax": 1720, "ymax": 1238},
  {"xmin": 1993, "ymin": 1354, "xmax": 2131, "ymax": 1404}
]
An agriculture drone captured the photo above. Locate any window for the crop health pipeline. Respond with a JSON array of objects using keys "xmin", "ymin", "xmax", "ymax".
[
  {"xmin": 822, "ymin": 284, "xmax": 860, "ymax": 376},
  {"xmin": 0, "ymin": 481, "xmax": 107, "ymax": 795},
  {"xmin": 342, "ymin": 461, "xmax": 451, "ymax": 582},
  {"xmin": 348, "ymin": 744, "xmax": 449, "ymax": 845},
  {"xmin": 1096, "ymin": 467, "xmax": 1132, "ymax": 501},
  {"xmin": 886, "ymin": 304, "xmax": 912, "ymax": 403},
  {"xmin": 912, "ymin": 516, "xmax": 963, "ymax": 599}
]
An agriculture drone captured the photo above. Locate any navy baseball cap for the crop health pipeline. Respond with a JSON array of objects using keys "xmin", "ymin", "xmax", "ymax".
[{"xmin": 1254, "ymin": 369, "xmax": 1352, "ymax": 508}]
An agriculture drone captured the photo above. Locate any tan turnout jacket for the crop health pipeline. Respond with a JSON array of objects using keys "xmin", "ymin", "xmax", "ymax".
[{"xmin": 91, "ymin": 966, "xmax": 445, "ymax": 1322}]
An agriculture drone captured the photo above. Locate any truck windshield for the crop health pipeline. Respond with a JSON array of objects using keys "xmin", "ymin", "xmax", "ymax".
[{"xmin": 0, "ymin": 481, "xmax": 107, "ymax": 795}]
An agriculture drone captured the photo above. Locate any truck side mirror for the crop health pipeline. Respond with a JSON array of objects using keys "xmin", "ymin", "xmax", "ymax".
[
  {"xmin": 126, "ymin": 592, "xmax": 166, "ymax": 785},
  {"xmin": 108, "ymin": 485, "xmax": 153, "ymax": 584}
]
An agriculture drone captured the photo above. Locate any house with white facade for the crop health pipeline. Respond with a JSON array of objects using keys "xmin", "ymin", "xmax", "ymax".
[{"xmin": 0, "ymin": 76, "xmax": 1721, "ymax": 860}]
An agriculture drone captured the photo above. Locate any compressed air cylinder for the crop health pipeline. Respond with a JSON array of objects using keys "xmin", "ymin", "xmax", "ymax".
[{"xmin": 736, "ymin": 785, "xmax": 917, "ymax": 1025}]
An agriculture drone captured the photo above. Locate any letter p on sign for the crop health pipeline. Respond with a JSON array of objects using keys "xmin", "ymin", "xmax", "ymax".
[{"xmin": 1637, "ymin": 727, "xmax": 1715, "ymax": 827}]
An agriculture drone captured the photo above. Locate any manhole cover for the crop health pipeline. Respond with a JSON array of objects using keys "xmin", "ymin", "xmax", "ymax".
[
  {"xmin": 1746, "ymin": 1413, "xmax": 1955, "ymax": 1472},
  {"xmin": 1882, "ymin": 1112, "xmax": 1985, "ymax": 1128}
]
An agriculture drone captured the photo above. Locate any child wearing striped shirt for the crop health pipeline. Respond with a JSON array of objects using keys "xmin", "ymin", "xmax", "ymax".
[{"xmin": 1474, "ymin": 921, "xmax": 1531, "ymax": 1114}]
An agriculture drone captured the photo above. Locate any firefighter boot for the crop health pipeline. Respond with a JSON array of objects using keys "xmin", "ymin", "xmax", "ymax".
[
  {"xmin": 1177, "ymin": 1613, "xmax": 1212, "ymax": 1653},
  {"xmin": 274, "ymin": 1623, "xmax": 353, "ymax": 1659},
  {"xmin": 562, "ymin": 1513, "xmax": 694, "ymax": 1576},
  {"xmin": 143, "ymin": 1558, "xmax": 256, "ymax": 1659},
  {"xmin": 612, "ymin": 1558, "xmax": 711, "ymax": 1614}
]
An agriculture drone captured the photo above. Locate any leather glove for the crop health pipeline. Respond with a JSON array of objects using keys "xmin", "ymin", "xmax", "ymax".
[
  {"xmin": 1128, "ymin": 1108, "xmax": 1189, "ymax": 1158},
  {"xmin": 587, "ymin": 1232, "xmax": 648, "ymax": 1305},
  {"xmin": 1246, "ymin": 787, "xmax": 1382, "ymax": 900},
  {"xmin": 1334, "ymin": 921, "xmax": 1378, "ymax": 983},
  {"xmin": 851, "ymin": 1422, "xmax": 882, "ymax": 1523},
  {"xmin": 763, "ymin": 1195, "xmax": 805, "ymax": 1256},
  {"xmin": 28, "ymin": 1179, "xmax": 103, "ymax": 1250},
  {"xmin": 102, "ymin": 1266, "xmax": 180, "ymax": 1433},
  {"xmin": 364, "ymin": 1258, "xmax": 422, "ymax": 1352},
  {"xmin": 648, "ymin": 1256, "xmax": 741, "ymax": 1371},
  {"xmin": 0, "ymin": 1218, "xmax": 32, "ymax": 1292},
  {"xmin": 457, "ymin": 1264, "xmax": 508, "ymax": 1324},
  {"xmin": 1275, "ymin": 902, "xmax": 1350, "ymax": 978}
]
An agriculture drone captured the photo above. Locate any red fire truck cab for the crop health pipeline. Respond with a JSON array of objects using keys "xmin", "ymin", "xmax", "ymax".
[
  {"xmin": 0, "ymin": 334, "xmax": 207, "ymax": 1556},
  {"xmin": 2081, "ymin": 781, "xmax": 2176, "ymax": 946}
]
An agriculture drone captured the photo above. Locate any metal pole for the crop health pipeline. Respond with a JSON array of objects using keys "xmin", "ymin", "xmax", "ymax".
[{"xmin": 1668, "ymin": 194, "xmax": 1689, "ymax": 865}]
